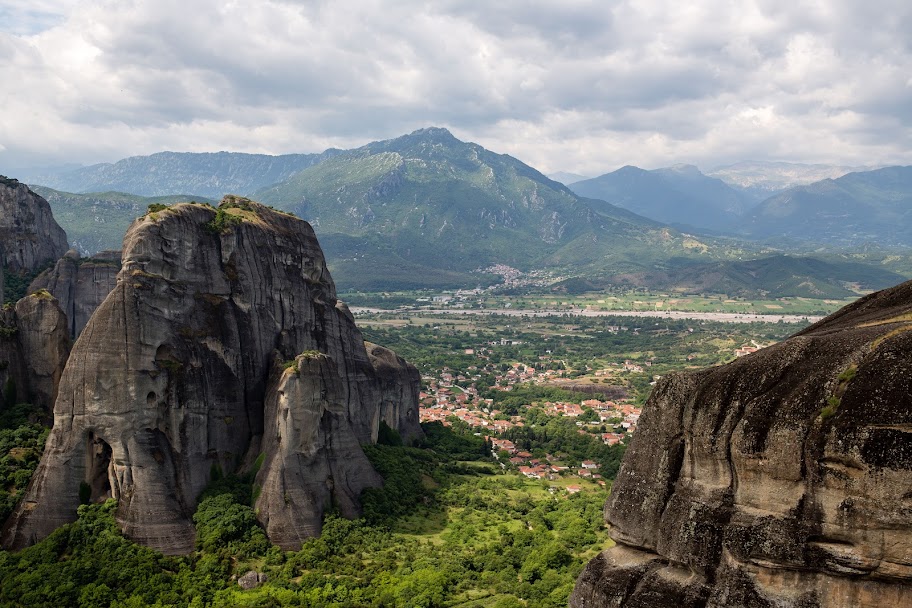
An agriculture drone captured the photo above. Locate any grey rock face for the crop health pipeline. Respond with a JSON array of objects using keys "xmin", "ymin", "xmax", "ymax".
[
  {"xmin": 254, "ymin": 353, "xmax": 383, "ymax": 550},
  {"xmin": 237, "ymin": 570, "xmax": 268, "ymax": 590},
  {"xmin": 0, "ymin": 293, "xmax": 70, "ymax": 415},
  {"xmin": 571, "ymin": 281, "xmax": 912, "ymax": 607},
  {"xmin": 2, "ymin": 197, "xmax": 419, "ymax": 554},
  {"xmin": 28, "ymin": 249, "xmax": 120, "ymax": 338},
  {"xmin": 366, "ymin": 341, "xmax": 424, "ymax": 443},
  {"xmin": 0, "ymin": 177, "xmax": 68, "ymax": 275}
]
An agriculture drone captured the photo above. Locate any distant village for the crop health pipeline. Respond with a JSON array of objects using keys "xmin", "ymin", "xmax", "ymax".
[{"xmin": 417, "ymin": 349, "xmax": 643, "ymax": 489}]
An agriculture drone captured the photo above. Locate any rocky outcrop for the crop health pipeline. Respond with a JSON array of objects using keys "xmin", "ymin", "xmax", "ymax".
[
  {"xmin": 0, "ymin": 292, "xmax": 70, "ymax": 414},
  {"xmin": 28, "ymin": 249, "xmax": 121, "ymax": 338},
  {"xmin": 253, "ymin": 353, "xmax": 383, "ymax": 549},
  {"xmin": 0, "ymin": 177, "xmax": 68, "ymax": 275},
  {"xmin": 571, "ymin": 280, "xmax": 912, "ymax": 608},
  {"xmin": 366, "ymin": 342, "xmax": 424, "ymax": 443},
  {"xmin": 2, "ymin": 197, "xmax": 419, "ymax": 554}
]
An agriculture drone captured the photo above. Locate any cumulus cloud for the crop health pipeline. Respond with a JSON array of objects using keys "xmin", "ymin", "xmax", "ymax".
[{"xmin": 0, "ymin": 0, "xmax": 909, "ymax": 175}]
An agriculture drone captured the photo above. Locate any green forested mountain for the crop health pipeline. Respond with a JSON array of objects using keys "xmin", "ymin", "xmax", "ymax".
[
  {"xmin": 601, "ymin": 254, "xmax": 906, "ymax": 298},
  {"xmin": 253, "ymin": 128, "xmax": 735, "ymax": 288},
  {"xmin": 24, "ymin": 151, "xmax": 339, "ymax": 199},
  {"xmin": 740, "ymin": 166, "xmax": 912, "ymax": 246},
  {"xmin": 19, "ymin": 132, "xmax": 909, "ymax": 292},
  {"xmin": 31, "ymin": 187, "xmax": 216, "ymax": 255}
]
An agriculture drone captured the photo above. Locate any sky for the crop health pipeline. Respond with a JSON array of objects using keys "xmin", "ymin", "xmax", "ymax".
[{"xmin": 0, "ymin": 0, "xmax": 910, "ymax": 176}]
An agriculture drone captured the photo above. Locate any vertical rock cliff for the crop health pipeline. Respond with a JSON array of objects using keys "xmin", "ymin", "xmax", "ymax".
[
  {"xmin": 366, "ymin": 341, "xmax": 425, "ymax": 443},
  {"xmin": 0, "ymin": 290, "xmax": 71, "ymax": 417},
  {"xmin": 0, "ymin": 177, "xmax": 68, "ymax": 276},
  {"xmin": 2, "ymin": 197, "xmax": 420, "ymax": 554},
  {"xmin": 571, "ymin": 281, "xmax": 912, "ymax": 607},
  {"xmin": 28, "ymin": 250, "xmax": 121, "ymax": 339},
  {"xmin": 253, "ymin": 353, "xmax": 384, "ymax": 550}
]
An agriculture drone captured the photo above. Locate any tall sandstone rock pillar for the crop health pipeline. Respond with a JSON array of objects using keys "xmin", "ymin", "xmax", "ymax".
[
  {"xmin": 571, "ymin": 281, "xmax": 912, "ymax": 608},
  {"xmin": 2, "ymin": 197, "xmax": 420, "ymax": 554},
  {"xmin": 0, "ymin": 176, "xmax": 68, "ymax": 277}
]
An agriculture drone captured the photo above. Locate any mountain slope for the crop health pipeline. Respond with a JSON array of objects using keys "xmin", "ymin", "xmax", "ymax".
[
  {"xmin": 741, "ymin": 166, "xmax": 912, "ymax": 246},
  {"xmin": 607, "ymin": 254, "xmax": 906, "ymax": 298},
  {"xmin": 31, "ymin": 187, "xmax": 217, "ymax": 255},
  {"xmin": 254, "ymin": 128, "xmax": 723, "ymax": 288},
  {"xmin": 24, "ymin": 151, "xmax": 339, "ymax": 198},
  {"xmin": 569, "ymin": 164, "xmax": 755, "ymax": 231}
]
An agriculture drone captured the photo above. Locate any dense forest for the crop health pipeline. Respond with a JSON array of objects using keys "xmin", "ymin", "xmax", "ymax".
[{"xmin": 0, "ymin": 416, "xmax": 610, "ymax": 607}]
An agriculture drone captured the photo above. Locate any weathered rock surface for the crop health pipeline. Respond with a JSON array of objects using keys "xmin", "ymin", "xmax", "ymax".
[
  {"xmin": 366, "ymin": 341, "xmax": 424, "ymax": 443},
  {"xmin": 2, "ymin": 197, "xmax": 419, "ymax": 554},
  {"xmin": 28, "ymin": 249, "xmax": 121, "ymax": 338},
  {"xmin": 0, "ymin": 292, "xmax": 71, "ymax": 414},
  {"xmin": 237, "ymin": 570, "xmax": 268, "ymax": 590},
  {"xmin": 254, "ymin": 353, "xmax": 383, "ymax": 549},
  {"xmin": 0, "ymin": 176, "xmax": 68, "ymax": 275},
  {"xmin": 571, "ymin": 280, "xmax": 912, "ymax": 608}
]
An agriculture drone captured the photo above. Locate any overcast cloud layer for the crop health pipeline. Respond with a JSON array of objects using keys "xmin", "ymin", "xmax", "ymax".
[{"xmin": 0, "ymin": 0, "xmax": 910, "ymax": 175}]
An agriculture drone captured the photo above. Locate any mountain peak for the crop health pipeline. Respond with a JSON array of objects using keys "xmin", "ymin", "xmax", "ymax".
[{"xmin": 660, "ymin": 163, "xmax": 703, "ymax": 178}]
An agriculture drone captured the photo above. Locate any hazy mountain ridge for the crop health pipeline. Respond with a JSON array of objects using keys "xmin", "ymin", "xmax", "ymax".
[
  {"xmin": 568, "ymin": 164, "xmax": 756, "ymax": 232},
  {"xmin": 741, "ymin": 166, "xmax": 912, "ymax": 246},
  {"xmin": 707, "ymin": 160, "xmax": 873, "ymax": 195},
  {"xmin": 22, "ymin": 150, "xmax": 341, "ymax": 199},
  {"xmin": 31, "ymin": 186, "xmax": 217, "ymax": 256}
]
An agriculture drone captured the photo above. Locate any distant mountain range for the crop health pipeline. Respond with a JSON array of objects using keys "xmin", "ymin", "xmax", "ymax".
[
  {"xmin": 548, "ymin": 171, "xmax": 591, "ymax": 185},
  {"xmin": 740, "ymin": 166, "xmax": 912, "ymax": 246},
  {"xmin": 30, "ymin": 187, "xmax": 216, "ymax": 255},
  {"xmin": 9, "ymin": 129, "xmax": 910, "ymax": 293},
  {"xmin": 707, "ymin": 160, "xmax": 873, "ymax": 198},
  {"xmin": 569, "ymin": 164, "xmax": 755, "ymax": 231},
  {"xmin": 18, "ymin": 151, "xmax": 339, "ymax": 199},
  {"xmin": 569, "ymin": 162, "xmax": 912, "ymax": 249}
]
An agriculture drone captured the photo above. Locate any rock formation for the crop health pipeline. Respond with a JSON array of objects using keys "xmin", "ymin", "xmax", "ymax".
[
  {"xmin": 2, "ymin": 197, "xmax": 420, "ymax": 554},
  {"xmin": 571, "ymin": 281, "xmax": 912, "ymax": 607},
  {"xmin": 0, "ymin": 289, "xmax": 71, "ymax": 416},
  {"xmin": 253, "ymin": 353, "xmax": 383, "ymax": 549},
  {"xmin": 28, "ymin": 249, "xmax": 121, "ymax": 338},
  {"xmin": 0, "ymin": 176, "xmax": 68, "ymax": 275},
  {"xmin": 366, "ymin": 341, "xmax": 424, "ymax": 443}
]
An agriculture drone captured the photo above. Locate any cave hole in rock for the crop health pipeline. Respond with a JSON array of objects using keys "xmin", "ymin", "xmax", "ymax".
[{"xmin": 86, "ymin": 433, "xmax": 114, "ymax": 503}]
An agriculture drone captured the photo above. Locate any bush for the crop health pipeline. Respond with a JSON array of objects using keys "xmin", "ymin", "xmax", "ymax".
[{"xmin": 205, "ymin": 207, "xmax": 242, "ymax": 234}]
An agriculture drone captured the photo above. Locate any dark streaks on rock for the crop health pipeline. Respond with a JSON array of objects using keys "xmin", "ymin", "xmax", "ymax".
[{"xmin": 572, "ymin": 280, "xmax": 912, "ymax": 607}]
